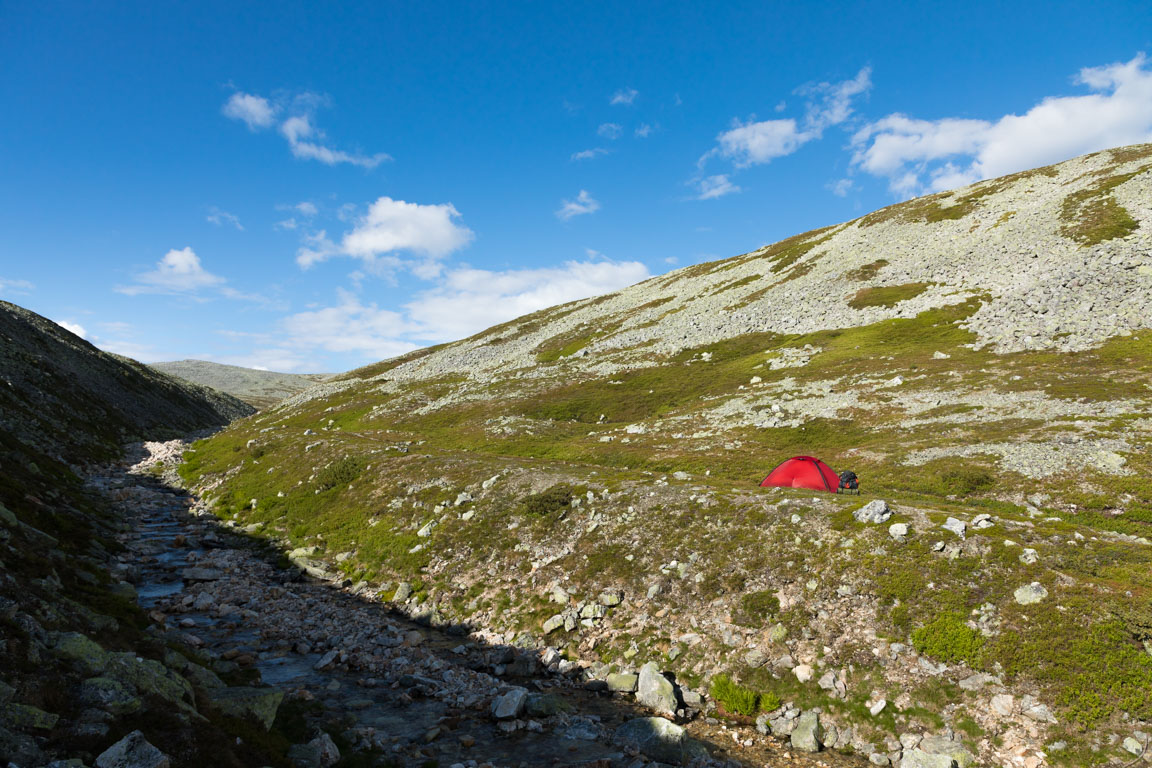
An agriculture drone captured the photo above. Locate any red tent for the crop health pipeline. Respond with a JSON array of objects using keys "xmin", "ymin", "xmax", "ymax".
[{"xmin": 759, "ymin": 456, "xmax": 840, "ymax": 493}]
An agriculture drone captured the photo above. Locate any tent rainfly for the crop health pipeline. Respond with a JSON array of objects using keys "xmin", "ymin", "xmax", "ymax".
[{"xmin": 759, "ymin": 456, "xmax": 841, "ymax": 493}]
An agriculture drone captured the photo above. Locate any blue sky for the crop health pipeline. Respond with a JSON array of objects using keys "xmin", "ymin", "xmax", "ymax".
[{"xmin": 2, "ymin": 1, "xmax": 1151, "ymax": 372}]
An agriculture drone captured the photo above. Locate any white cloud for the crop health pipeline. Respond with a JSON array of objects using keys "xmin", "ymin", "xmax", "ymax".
[
  {"xmin": 55, "ymin": 320, "xmax": 87, "ymax": 338},
  {"xmin": 119, "ymin": 247, "xmax": 225, "ymax": 295},
  {"xmin": 696, "ymin": 174, "xmax": 741, "ymax": 200},
  {"xmin": 223, "ymin": 90, "xmax": 390, "ymax": 169},
  {"xmin": 598, "ymin": 122, "xmax": 623, "ymax": 140},
  {"xmin": 611, "ymin": 88, "xmax": 639, "ymax": 106},
  {"xmin": 851, "ymin": 54, "xmax": 1152, "ymax": 194},
  {"xmin": 340, "ymin": 197, "xmax": 474, "ymax": 275},
  {"xmin": 0, "ymin": 277, "xmax": 34, "ymax": 296},
  {"xmin": 556, "ymin": 190, "xmax": 601, "ymax": 220},
  {"xmin": 635, "ymin": 123, "xmax": 652, "ymax": 138},
  {"xmin": 827, "ymin": 178, "xmax": 854, "ymax": 197},
  {"xmin": 222, "ymin": 92, "xmax": 277, "ymax": 130},
  {"xmin": 701, "ymin": 67, "xmax": 872, "ymax": 168},
  {"xmin": 276, "ymin": 201, "xmax": 319, "ymax": 230},
  {"xmin": 404, "ymin": 259, "xmax": 650, "ymax": 342},
  {"xmin": 571, "ymin": 147, "xmax": 610, "ymax": 161},
  {"xmin": 206, "ymin": 206, "xmax": 244, "ymax": 230},
  {"xmin": 282, "ymin": 290, "xmax": 418, "ymax": 359}
]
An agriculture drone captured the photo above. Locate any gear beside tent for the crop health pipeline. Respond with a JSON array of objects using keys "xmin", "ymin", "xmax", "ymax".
[{"xmin": 760, "ymin": 456, "xmax": 842, "ymax": 493}]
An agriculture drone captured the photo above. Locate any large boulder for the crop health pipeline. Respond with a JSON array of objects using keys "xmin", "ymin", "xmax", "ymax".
[
  {"xmin": 854, "ymin": 500, "xmax": 892, "ymax": 524},
  {"xmin": 1014, "ymin": 582, "xmax": 1048, "ymax": 605},
  {"xmin": 900, "ymin": 749, "xmax": 956, "ymax": 768},
  {"xmin": 95, "ymin": 730, "xmax": 170, "ymax": 768},
  {"xmin": 790, "ymin": 711, "xmax": 823, "ymax": 752},
  {"xmin": 607, "ymin": 672, "xmax": 639, "ymax": 692},
  {"xmin": 54, "ymin": 632, "xmax": 111, "ymax": 675},
  {"xmin": 615, "ymin": 717, "xmax": 709, "ymax": 764},
  {"xmin": 919, "ymin": 734, "xmax": 976, "ymax": 767},
  {"xmin": 491, "ymin": 687, "xmax": 528, "ymax": 719},
  {"xmin": 207, "ymin": 686, "xmax": 284, "ymax": 730},
  {"xmin": 636, "ymin": 662, "xmax": 677, "ymax": 715},
  {"xmin": 79, "ymin": 677, "xmax": 142, "ymax": 716}
]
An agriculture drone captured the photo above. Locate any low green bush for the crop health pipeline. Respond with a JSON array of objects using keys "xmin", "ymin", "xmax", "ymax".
[
  {"xmin": 911, "ymin": 612, "xmax": 984, "ymax": 665},
  {"xmin": 710, "ymin": 674, "xmax": 761, "ymax": 716},
  {"xmin": 734, "ymin": 590, "xmax": 780, "ymax": 627}
]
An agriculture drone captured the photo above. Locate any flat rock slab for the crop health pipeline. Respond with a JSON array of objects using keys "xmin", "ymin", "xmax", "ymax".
[{"xmin": 615, "ymin": 717, "xmax": 709, "ymax": 764}]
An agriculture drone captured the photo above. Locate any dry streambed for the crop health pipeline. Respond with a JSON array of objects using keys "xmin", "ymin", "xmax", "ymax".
[{"xmin": 101, "ymin": 440, "xmax": 865, "ymax": 768}]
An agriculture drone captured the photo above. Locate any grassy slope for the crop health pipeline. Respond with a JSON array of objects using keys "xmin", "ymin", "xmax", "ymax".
[
  {"xmin": 151, "ymin": 360, "xmax": 329, "ymax": 410},
  {"xmin": 179, "ymin": 150, "xmax": 1152, "ymax": 764}
]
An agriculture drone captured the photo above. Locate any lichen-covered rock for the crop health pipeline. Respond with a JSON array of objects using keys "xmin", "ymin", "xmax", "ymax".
[
  {"xmin": 606, "ymin": 672, "xmax": 639, "ymax": 692},
  {"xmin": 636, "ymin": 662, "xmax": 677, "ymax": 715},
  {"xmin": 615, "ymin": 717, "xmax": 709, "ymax": 764},
  {"xmin": 54, "ymin": 632, "xmax": 111, "ymax": 675},
  {"xmin": 1014, "ymin": 582, "xmax": 1048, "ymax": 604},
  {"xmin": 79, "ymin": 677, "xmax": 142, "ymax": 715},
  {"xmin": 919, "ymin": 734, "xmax": 976, "ymax": 767},
  {"xmin": 94, "ymin": 730, "xmax": 170, "ymax": 768},
  {"xmin": 854, "ymin": 500, "xmax": 891, "ymax": 523},
  {"xmin": 206, "ymin": 686, "xmax": 284, "ymax": 730},
  {"xmin": 900, "ymin": 748, "xmax": 956, "ymax": 768},
  {"xmin": 790, "ymin": 711, "xmax": 823, "ymax": 752}
]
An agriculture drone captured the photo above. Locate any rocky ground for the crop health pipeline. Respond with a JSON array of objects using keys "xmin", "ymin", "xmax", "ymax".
[{"xmin": 62, "ymin": 438, "xmax": 883, "ymax": 768}]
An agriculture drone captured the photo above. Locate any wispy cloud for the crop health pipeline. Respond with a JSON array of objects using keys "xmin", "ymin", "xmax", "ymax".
[
  {"xmin": 206, "ymin": 206, "xmax": 244, "ymax": 230},
  {"xmin": 702, "ymin": 66, "xmax": 872, "ymax": 169},
  {"xmin": 827, "ymin": 178, "xmax": 854, "ymax": 197},
  {"xmin": 635, "ymin": 123, "xmax": 653, "ymax": 138},
  {"xmin": 0, "ymin": 277, "xmax": 34, "ymax": 296},
  {"xmin": 695, "ymin": 174, "xmax": 741, "ymax": 200},
  {"xmin": 852, "ymin": 54, "xmax": 1152, "ymax": 195},
  {"xmin": 571, "ymin": 147, "xmax": 610, "ymax": 161},
  {"xmin": 223, "ymin": 90, "xmax": 390, "ymax": 169},
  {"xmin": 275, "ymin": 200, "xmax": 319, "ymax": 230},
  {"xmin": 556, "ymin": 190, "xmax": 601, "ymax": 220},
  {"xmin": 611, "ymin": 88, "xmax": 639, "ymax": 106},
  {"xmin": 598, "ymin": 122, "xmax": 623, "ymax": 140}
]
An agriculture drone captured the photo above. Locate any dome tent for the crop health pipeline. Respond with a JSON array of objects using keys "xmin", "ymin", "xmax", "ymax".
[{"xmin": 759, "ymin": 456, "xmax": 841, "ymax": 493}]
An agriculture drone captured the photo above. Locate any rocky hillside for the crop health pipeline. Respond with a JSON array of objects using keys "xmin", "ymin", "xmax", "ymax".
[
  {"xmin": 0, "ymin": 301, "xmax": 276, "ymax": 766},
  {"xmin": 151, "ymin": 359, "xmax": 329, "ymax": 410},
  {"xmin": 180, "ymin": 144, "xmax": 1152, "ymax": 767},
  {"xmin": 0, "ymin": 302, "xmax": 253, "ymax": 463}
]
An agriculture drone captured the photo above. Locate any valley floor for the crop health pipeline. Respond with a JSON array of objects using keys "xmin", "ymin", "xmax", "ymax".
[{"xmin": 107, "ymin": 439, "xmax": 870, "ymax": 768}]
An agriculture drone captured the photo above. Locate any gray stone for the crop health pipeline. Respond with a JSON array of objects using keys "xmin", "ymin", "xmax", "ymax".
[
  {"xmin": 942, "ymin": 517, "xmax": 966, "ymax": 537},
  {"xmin": 206, "ymin": 686, "xmax": 284, "ymax": 730},
  {"xmin": 1022, "ymin": 700, "xmax": 1057, "ymax": 723},
  {"xmin": 869, "ymin": 754, "xmax": 891, "ymax": 766},
  {"xmin": 491, "ymin": 687, "xmax": 528, "ymax": 719},
  {"xmin": 919, "ymin": 734, "xmax": 976, "ymax": 767},
  {"xmin": 991, "ymin": 693, "xmax": 1014, "ymax": 716},
  {"xmin": 392, "ymin": 582, "xmax": 412, "ymax": 601},
  {"xmin": 180, "ymin": 567, "xmax": 224, "ymax": 582},
  {"xmin": 855, "ymin": 500, "xmax": 892, "ymax": 524},
  {"xmin": 1019, "ymin": 548, "xmax": 1039, "ymax": 564},
  {"xmin": 744, "ymin": 649, "xmax": 767, "ymax": 668},
  {"xmin": 606, "ymin": 673, "xmax": 638, "ymax": 692},
  {"xmin": 1014, "ymin": 582, "xmax": 1048, "ymax": 605},
  {"xmin": 314, "ymin": 650, "xmax": 339, "ymax": 670},
  {"xmin": 54, "ymin": 632, "xmax": 110, "ymax": 674},
  {"xmin": 95, "ymin": 730, "xmax": 170, "ymax": 768},
  {"xmin": 1123, "ymin": 736, "xmax": 1146, "ymax": 756},
  {"xmin": 615, "ymin": 717, "xmax": 709, "ymax": 764},
  {"xmin": 3, "ymin": 703, "xmax": 59, "ymax": 730},
  {"xmin": 288, "ymin": 732, "xmax": 340, "ymax": 768},
  {"xmin": 958, "ymin": 672, "xmax": 1000, "ymax": 691},
  {"xmin": 542, "ymin": 614, "xmax": 565, "ymax": 634},
  {"xmin": 790, "ymin": 711, "xmax": 823, "ymax": 752},
  {"xmin": 525, "ymin": 693, "xmax": 570, "ymax": 717},
  {"xmin": 793, "ymin": 663, "xmax": 813, "ymax": 682},
  {"xmin": 889, "ymin": 522, "xmax": 909, "ymax": 540},
  {"xmin": 900, "ymin": 750, "xmax": 954, "ymax": 768},
  {"xmin": 971, "ymin": 513, "xmax": 994, "ymax": 529},
  {"xmin": 637, "ymin": 662, "xmax": 677, "ymax": 715},
  {"xmin": 79, "ymin": 677, "xmax": 141, "ymax": 715}
]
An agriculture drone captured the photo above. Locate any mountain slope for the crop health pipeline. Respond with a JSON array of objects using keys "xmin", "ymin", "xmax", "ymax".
[
  {"xmin": 181, "ymin": 145, "xmax": 1152, "ymax": 767},
  {"xmin": 151, "ymin": 359, "xmax": 329, "ymax": 409},
  {"xmin": 0, "ymin": 301, "xmax": 269, "ymax": 766}
]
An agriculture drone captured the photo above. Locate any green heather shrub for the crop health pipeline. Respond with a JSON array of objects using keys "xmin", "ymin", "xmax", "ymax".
[
  {"xmin": 911, "ymin": 612, "xmax": 984, "ymax": 665},
  {"xmin": 848, "ymin": 282, "xmax": 931, "ymax": 309},
  {"xmin": 710, "ymin": 674, "xmax": 767, "ymax": 716},
  {"xmin": 521, "ymin": 484, "xmax": 576, "ymax": 516},
  {"xmin": 314, "ymin": 456, "xmax": 364, "ymax": 491},
  {"xmin": 734, "ymin": 590, "xmax": 780, "ymax": 627}
]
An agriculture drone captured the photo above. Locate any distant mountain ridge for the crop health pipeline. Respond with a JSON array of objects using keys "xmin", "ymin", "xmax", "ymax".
[{"xmin": 151, "ymin": 359, "xmax": 329, "ymax": 409}]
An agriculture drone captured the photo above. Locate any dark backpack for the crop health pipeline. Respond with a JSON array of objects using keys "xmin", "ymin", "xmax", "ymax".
[{"xmin": 838, "ymin": 470, "xmax": 858, "ymax": 490}]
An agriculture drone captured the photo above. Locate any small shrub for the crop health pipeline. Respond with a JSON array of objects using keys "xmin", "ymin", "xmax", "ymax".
[
  {"xmin": 912, "ymin": 612, "xmax": 984, "ymax": 665},
  {"xmin": 314, "ymin": 456, "xmax": 364, "ymax": 491},
  {"xmin": 711, "ymin": 674, "xmax": 760, "ymax": 716},
  {"xmin": 521, "ymin": 484, "xmax": 576, "ymax": 516},
  {"xmin": 734, "ymin": 590, "xmax": 780, "ymax": 627}
]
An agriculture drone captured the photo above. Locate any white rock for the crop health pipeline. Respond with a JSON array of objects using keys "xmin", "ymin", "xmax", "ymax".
[{"xmin": 793, "ymin": 664, "xmax": 814, "ymax": 683}]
